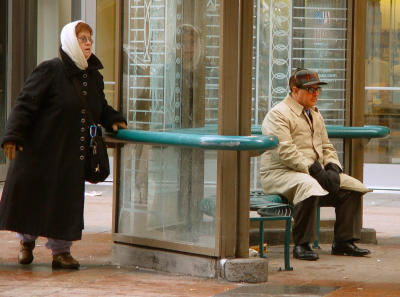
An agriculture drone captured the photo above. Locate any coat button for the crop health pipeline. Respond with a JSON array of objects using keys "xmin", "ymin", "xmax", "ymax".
[
  {"xmin": 80, "ymin": 146, "xmax": 85, "ymax": 151},
  {"xmin": 83, "ymin": 73, "xmax": 88, "ymax": 78},
  {"xmin": 81, "ymin": 127, "xmax": 85, "ymax": 132},
  {"xmin": 81, "ymin": 109, "xmax": 86, "ymax": 114},
  {"xmin": 82, "ymin": 90, "xmax": 87, "ymax": 96},
  {"xmin": 83, "ymin": 82, "xmax": 88, "ymax": 86},
  {"xmin": 80, "ymin": 155, "xmax": 85, "ymax": 160},
  {"xmin": 80, "ymin": 136, "xmax": 85, "ymax": 141},
  {"xmin": 81, "ymin": 118, "xmax": 86, "ymax": 123}
]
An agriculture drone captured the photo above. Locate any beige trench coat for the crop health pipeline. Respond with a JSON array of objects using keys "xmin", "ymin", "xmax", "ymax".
[{"xmin": 260, "ymin": 95, "xmax": 371, "ymax": 205}]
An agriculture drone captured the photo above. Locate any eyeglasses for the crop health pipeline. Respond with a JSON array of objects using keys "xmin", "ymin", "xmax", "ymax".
[
  {"xmin": 77, "ymin": 36, "xmax": 93, "ymax": 44},
  {"xmin": 300, "ymin": 87, "xmax": 322, "ymax": 94}
]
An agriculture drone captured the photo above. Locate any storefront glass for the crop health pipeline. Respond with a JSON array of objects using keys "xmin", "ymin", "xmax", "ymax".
[
  {"xmin": 365, "ymin": 0, "xmax": 400, "ymax": 165},
  {"xmin": 37, "ymin": 0, "xmax": 70, "ymax": 64},
  {"xmin": 96, "ymin": 0, "xmax": 117, "ymax": 107}
]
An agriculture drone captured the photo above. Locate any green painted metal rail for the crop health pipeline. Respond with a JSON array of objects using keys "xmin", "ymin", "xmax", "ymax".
[
  {"xmin": 109, "ymin": 124, "xmax": 389, "ymax": 272},
  {"xmin": 251, "ymin": 124, "xmax": 390, "ymax": 139},
  {"xmin": 110, "ymin": 124, "xmax": 389, "ymax": 151},
  {"xmin": 325, "ymin": 125, "xmax": 390, "ymax": 138},
  {"xmin": 113, "ymin": 129, "xmax": 279, "ymax": 151}
]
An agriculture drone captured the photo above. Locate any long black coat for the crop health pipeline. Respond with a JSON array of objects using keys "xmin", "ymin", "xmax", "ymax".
[{"xmin": 0, "ymin": 50, "xmax": 125, "ymax": 241}]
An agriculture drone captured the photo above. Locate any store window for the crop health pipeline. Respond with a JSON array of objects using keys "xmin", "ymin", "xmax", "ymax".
[
  {"xmin": 37, "ymin": 0, "xmax": 71, "ymax": 64},
  {"xmin": 365, "ymin": 0, "xmax": 400, "ymax": 163},
  {"xmin": 364, "ymin": 0, "xmax": 400, "ymax": 189},
  {"xmin": 96, "ymin": 0, "xmax": 117, "ymax": 107}
]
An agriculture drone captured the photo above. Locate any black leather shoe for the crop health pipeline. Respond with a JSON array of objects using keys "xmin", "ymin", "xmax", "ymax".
[
  {"xmin": 293, "ymin": 244, "xmax": 319, "ymax": 261},
  {"xmin": 331, "ymin": 241, "xmax": 371, "ymax": 256}
]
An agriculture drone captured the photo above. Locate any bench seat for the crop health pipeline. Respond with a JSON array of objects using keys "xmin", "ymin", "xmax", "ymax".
[{"xmin": 199, "ymin": 191, "xmax": 294, "ymax": 271}]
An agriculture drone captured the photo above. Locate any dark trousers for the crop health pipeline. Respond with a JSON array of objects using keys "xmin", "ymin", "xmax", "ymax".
[{"xmin": 292, "ymin": 190, "xmax": 362, "ymax": 245}]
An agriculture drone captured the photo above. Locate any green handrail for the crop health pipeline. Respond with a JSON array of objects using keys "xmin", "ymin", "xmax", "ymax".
[
  {"xmin": 324, "ymin": 125, "xmax": 390, "ymax": 138},
  {"xmin": 113, "ymin": 129, "xmax": 279, "ymax": 151},
  {"xmin": 110, "ymin": 124, "xmax": 389, "ymax": 151},
  {"xmin": 251, "ymin": 124, "xmax": 390, "ymax": 139}
]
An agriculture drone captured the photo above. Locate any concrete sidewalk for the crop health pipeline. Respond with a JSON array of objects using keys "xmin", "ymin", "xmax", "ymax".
[{"xmin": 0, "ymin": 184, "xmax": 400, "ymax": 296}]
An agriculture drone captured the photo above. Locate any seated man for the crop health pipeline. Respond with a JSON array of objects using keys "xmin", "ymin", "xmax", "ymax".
[{"xmin": 260, "ymin": 68, "xmax": 372, "ymax": 261}]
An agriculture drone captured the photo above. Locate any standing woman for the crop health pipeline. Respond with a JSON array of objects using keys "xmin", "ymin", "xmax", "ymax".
[{"xmin": 0, "ymin": 21, "xmax": 126, "ymax": 269}]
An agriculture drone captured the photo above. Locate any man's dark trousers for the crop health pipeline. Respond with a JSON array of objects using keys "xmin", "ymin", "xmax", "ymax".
[{"xmin": 292, "ymin": 190, "xmax": 362, "ymax": 245}]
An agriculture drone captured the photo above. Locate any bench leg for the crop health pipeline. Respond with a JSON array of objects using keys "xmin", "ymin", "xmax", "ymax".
[
  {"xmin": 259, "ymin": 221, "xmax": 266, "ymax": 258},
  {"xmin": 256, "ymin": 218, "xmax": 293, "ymax": 271},
  {"xmin": 313, "ymin": 207, "xmax": 321, "ymax": 249},
  {"xmin": 283, "ymin": 218, "xmax": 293, "ymax": 271}
]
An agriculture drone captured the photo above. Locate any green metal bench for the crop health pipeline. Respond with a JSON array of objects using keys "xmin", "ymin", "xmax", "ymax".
[
  {"xmin": 252, "ymin": 124, "xmax": 390, "ymax": 249},
  {"xmin": 199, "ymin": 192, "xmax": 294, "ymax": 271}
]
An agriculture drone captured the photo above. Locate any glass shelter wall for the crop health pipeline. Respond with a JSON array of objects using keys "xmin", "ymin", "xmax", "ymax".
[
  {"xmin": 117, "ymin": 0, "xmax": 352, "ymax": 255},
  {"xmin": 118, "ymin": 0, "xmax": 221, "ymax": 253},
  {"xmin": 250, "ymin": 0, "xmax": 350, "ymax": 189}
]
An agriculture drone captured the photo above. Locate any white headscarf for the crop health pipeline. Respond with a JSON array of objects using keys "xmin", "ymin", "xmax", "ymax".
[{"xmin": 60, "ymin": 20, "xmax": 88, "ymax": 70}]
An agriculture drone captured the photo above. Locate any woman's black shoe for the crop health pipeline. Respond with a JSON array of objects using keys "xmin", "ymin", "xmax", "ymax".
[
  {"xmin": 293, "ymin": 244, "xmax": 319, "ymax": 261},
  {"xmin": 331, "ymin": 241, "xmax": 371, "ymax": 256}
]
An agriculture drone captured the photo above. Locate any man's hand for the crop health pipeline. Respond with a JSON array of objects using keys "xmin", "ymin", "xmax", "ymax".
[
  {"xmin": 112, "ymin": 122, "xmax": 127, "ymax": 132},
  {"xmin": 324, "ymin": 162, "xmax": 341, "ymax": 195},
  {"xmin": 3, "ymin": 142, "xmax": 23, "ymax": 160},
  {"xmin": 309, "ymin": 160, "xmax": 339, "ymax": 194},
  {"xmin": 324, "ymin": 162, "xmax": 342, "ymax": 174}
]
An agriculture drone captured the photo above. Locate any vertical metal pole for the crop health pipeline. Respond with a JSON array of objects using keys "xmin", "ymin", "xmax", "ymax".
[
  {"xmin": 237, "ymin": 0, "xmax": 253, "ymax": 258},
  {"xmin": 351, "ymin": 0, "xmax": 367, "ymax": 227},
  {"xmin": 217, "ymin": 0, "xmax": 240, "ymax": 258}
]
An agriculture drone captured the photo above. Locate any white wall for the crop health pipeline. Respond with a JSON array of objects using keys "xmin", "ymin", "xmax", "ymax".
[{"xmin": 364, "ymin": 163, "xmax": 400, "ymax": 190}]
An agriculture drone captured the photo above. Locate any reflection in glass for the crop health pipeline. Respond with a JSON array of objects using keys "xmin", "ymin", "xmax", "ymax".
[
  {"xmin": 118, "ymin": 145, "xmax": 217, "ymax": 248},
  {"xmin": 119, "ymin": 0, "xmax": 220, "ymax": 250}
]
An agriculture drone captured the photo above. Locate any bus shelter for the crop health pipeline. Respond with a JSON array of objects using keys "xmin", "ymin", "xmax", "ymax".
[{"xmin": 109, "ymin": 0, "xmax": 367, "ymax": 280}]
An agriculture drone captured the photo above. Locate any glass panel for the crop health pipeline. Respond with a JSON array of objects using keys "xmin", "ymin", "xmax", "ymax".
[
  {"xmin": 118, "ymin": 145, "xmax": 217, "ymax": 248},
  {"xmin": 37, "ymin": 0, "xmax": 64, "ymax": 64},
  {"xmin": 96, "ymin": 0, "xmax": 117, "ymax": 107},
  {"xmin": 0, "ymin": 0, "xmax": 7, "ymax": 172},
  {"xmin": 251, "ymin": 0, "xmax": 349, "ymax": 190},
  {"xmin": 365, "ymin": 0, "xmax": 400, "ymax": 165},
  {"xmin": 118, "ymin": 0, "xmax": 220, "ymax": 251}
]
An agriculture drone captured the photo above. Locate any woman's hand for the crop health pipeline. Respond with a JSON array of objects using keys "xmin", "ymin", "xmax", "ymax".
[
  {"xmin": 112, "ymin": 122, "xmax": 127, "ymax": 132},
  {"xmin": 3, "ymin": 142, "xmax": 23, "ymax": 160}
]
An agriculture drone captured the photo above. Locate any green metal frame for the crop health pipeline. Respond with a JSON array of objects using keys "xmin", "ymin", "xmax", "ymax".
[
  {"xmin": 114, "ymin": 129, "xmax": 278, "ymax": 151},
  {"xmin": 109, "ymin": 124, "xmax": 390, "ymax": 270},
  {"xmin": 250, "ymin": 216, "xmax": 293, "ymax": 271},
  {"xmin": 199, "ymin": 193, "xmax": 293, "ymax": 271},
  {"xmin": 251, "ymin": 124, "xmax": 390, "ymax": 138},
  {"xmin": 314, "ymin": 207, "xmax": 321, "ymax": 249}
]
